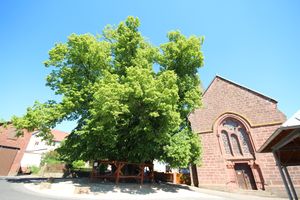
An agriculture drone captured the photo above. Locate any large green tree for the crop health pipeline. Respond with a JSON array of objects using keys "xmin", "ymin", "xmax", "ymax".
[{"xmin": 12, "ymin": 17, "xmax": 204, "ymax": 167}]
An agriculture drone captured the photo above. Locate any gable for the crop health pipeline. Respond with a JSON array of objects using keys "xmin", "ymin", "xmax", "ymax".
[
  {"xmin": 189, "ymin": 76, "xmax": 286, "ymax": 133},
  {"xmin": 51, "ymin": 129, "xmax": 68, "ymax": 142},
  {"xmin": 0, "ymin": 125, "xmax": 32, "ymax": 149}
]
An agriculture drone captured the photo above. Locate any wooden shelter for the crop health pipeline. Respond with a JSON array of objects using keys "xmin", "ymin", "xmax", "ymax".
[
  {"xmin": 90, "ymin": 160, "xmax": 154, "ymax": 184},
  {"xmin": 259, "ymin": 110, "xmax": 300, "ymax": 200}
]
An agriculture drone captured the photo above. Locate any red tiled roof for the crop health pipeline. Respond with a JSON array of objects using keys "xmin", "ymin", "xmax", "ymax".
[{"xmin": 51, "ymin": 129, "xmax": 69, "ymax": 142}]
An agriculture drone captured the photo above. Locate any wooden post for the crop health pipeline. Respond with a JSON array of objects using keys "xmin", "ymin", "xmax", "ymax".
[
  {"xmin": 149, "ymin": 164, "xmax": 154, "ymax": 183},
  {"xmin": 141, "ymin": 164, "xmax": 144, "ymax": 184},
  {"xmin": 116, "ymin": 162, "xmax": 120, "ymax": 184},
  {"xmin": 273, "ymin": 151, "xmax": 293, "ymax": 200},
  {"xmin": 283, "ymin": 166, "xmax": 298, "ymax": 200},
  {"xmin": 173, "ymin": 172, "xmax": 177, "ymax": 184}
]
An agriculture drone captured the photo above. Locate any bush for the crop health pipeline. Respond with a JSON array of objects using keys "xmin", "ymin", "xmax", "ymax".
[
  {"xmin": 29, "ymin": 165, "xmax": 40, "ymax": 175},
  {"xmin": 72, "ymin": 160, "xmax": 85, "ymax": 169},
  {"xmin": 40, "ymin": 150, "xmax": 63, "ymax": 166}
]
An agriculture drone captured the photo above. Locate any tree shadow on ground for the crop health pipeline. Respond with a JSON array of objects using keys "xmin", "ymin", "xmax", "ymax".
[
  {"xmin": 6, "ymin": 177, "xmax": 192, "ymax": 195},
  {"xmin": 6, "ymin": 177, "xmax": 48, "ymax": 184}
]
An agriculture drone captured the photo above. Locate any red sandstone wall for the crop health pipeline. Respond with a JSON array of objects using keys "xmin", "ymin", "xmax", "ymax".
[
  {"xmin": 251, "ymin": 125, "xmax": 285, "ymax": 187},
  {"xmin": 253, "ymin": 125, "xmax": 300, "ymax": 187},
  {"xmin": 197, "ymin": 133, "xmax": 227, "ymax": 186},
  {"xmin": 0, "ymin": 125, "xmax": 32, "ymax": 175},
  {"xmin": 189, "ymin": 76, "xmax": 300, "ymax": 193},
  {"xmin": 189, "ymin": 77, "xmax": 286, "ymax": 133}
]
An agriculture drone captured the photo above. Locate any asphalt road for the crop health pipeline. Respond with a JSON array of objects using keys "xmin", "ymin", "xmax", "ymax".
[
  {"xmin": 0, "ymin": 177, "xmax": 224, "ymax": 200},
  {"xmin": 0, "ymin": 178, "xmax": 61, "ymax": 200},
  {"xmin": 0, "ymin": 177, "xmax": 285, "ymax": 200}
]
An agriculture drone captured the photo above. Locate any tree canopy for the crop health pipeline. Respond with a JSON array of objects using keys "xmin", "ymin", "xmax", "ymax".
[{"xmin": 12, "ymin": 16, "xmax": 204, "ymax": 167}]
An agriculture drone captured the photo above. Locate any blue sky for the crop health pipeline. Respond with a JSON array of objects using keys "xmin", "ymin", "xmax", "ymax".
[{"xmin": 1, "ymin": 0, "xmax": 299, "ymax": 132}]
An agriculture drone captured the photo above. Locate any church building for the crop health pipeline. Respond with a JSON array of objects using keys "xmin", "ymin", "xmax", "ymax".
[{"xmin": 188, "ymin": 75, "xmax": 300, "ymax": 196}]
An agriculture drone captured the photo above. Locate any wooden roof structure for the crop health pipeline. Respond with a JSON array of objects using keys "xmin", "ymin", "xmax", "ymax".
[{"xmin": 258, "ymin": 110, "xmax": 300, "ymax": 200}]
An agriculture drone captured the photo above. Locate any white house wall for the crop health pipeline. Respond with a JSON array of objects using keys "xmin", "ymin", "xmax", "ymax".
[
  {"xmin": 21, "ymin": 132, "xmax": 60, "ymax": 168},
  {"xmin": 21, "ymin": 152, "xmax": 42, "ymax": 167}
]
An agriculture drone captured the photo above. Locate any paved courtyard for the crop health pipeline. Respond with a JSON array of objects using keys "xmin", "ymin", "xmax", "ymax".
[{"xmin": 0, "ymin": 177, "xmax": 287, "ymax": 200}]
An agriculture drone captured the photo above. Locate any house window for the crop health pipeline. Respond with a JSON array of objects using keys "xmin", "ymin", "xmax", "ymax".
[{"xmin": 220, "ymin": 118, "xmax": 253, "ymax": 158}]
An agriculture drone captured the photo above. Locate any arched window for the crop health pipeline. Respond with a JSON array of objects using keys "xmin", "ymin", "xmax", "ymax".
[
  {"xmin": 219, "ymin": 118, "xmax": 253, "ymax": 158},
  {"xmin": 231, "ymin": 134, "xmax": 242, "ymax": 156},
  {"xmin": 221, "ymin": 130, "xmax": 232, "ymax": 155}
]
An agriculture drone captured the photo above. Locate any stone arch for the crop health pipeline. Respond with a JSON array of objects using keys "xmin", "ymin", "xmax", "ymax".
[
  {"xmin": 214, "ymin": 113, "xmax": 255, "ymax": 159},
  {"xmin": 213, "ymin": 112, "xmax": 252, "ymax": 132},
  {"xmin": 214, "ymin": 113, "xmax": 263, "ymax": 190}
]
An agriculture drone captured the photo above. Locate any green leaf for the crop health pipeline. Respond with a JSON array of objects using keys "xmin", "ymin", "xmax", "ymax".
[{"xmin": 11, "ymin": 16, "xmax": 204, "ymax": 167}]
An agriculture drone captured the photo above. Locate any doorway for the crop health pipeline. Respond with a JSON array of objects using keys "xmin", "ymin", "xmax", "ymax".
[
  {"xmin": 234, "ymin": 163, "xmax": 257, "ymax": 190},
  {"xmin": 0, "ymin": 146, "xmax": 18, "ymax": 176}
]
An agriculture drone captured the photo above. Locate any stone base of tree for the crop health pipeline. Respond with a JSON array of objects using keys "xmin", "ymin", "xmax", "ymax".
[
  {"xmin": 39, "ymin": 163, "xmax": 66, "ymax": 178},
  {"xmin": 74, "ymin": 186, "xmax": 90, "ymax": 194},
  {"xmin": 41, "ymin": 172, "xmax": 64, "ymax": 178},
  {"xmin": 39, "ymin": 182, "xmax": 51, "ymax": 190}
]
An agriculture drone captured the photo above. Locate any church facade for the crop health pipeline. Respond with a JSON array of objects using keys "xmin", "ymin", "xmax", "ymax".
[{"xmin": 188, "ymin": 76, "xmax": 300, "ymax": 195}]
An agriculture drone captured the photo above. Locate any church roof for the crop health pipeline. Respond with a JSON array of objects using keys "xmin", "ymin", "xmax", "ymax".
[
  {"xmin": 205, "ymin": 75, "xmax": 277, "ymax": 103},
  {"xmin": 188, "ymin": 75, "xmax": 285, "ymax": 133}
]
